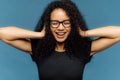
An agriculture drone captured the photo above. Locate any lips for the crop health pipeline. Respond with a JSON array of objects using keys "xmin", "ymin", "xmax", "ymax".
[{"xmin": 56, "ymin": 32, "xmax": 66, "ymax": 38}]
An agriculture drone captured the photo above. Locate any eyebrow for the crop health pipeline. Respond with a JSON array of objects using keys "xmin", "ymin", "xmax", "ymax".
[{"xmin": 50, "ymin": 19, "xmax": 70, "ymax": 22}]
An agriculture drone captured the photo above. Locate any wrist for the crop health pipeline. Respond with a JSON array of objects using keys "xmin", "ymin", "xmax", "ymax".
[
  {"xmin": 37, "ymin": 32, "xmax": 45, "ymax": 38},
  {"xmin": 80, "ymin": 30, "xmax": 88, "ymax": 37}
]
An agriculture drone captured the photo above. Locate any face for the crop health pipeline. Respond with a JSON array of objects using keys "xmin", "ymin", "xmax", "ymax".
[{"xmin": 50, "ymin": 8, "xmax": 71, "ymax": 43}]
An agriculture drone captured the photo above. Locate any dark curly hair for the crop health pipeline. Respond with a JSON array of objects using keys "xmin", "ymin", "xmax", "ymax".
[{"xmin": 31, "ymin": 0, "xmax": 92, "ymax": 63}]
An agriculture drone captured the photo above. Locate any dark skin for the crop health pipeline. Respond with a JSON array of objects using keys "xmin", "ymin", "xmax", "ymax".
[{"xmin": 0, "ymin": 8, "xmax": 120, "ymax": 56}]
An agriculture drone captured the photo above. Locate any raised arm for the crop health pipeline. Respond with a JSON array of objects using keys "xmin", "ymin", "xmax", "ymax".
[
  {"xmin": 82, "ymin": 26, "xmax": 120, "ymax": 55},
  {"xmin": 0, "ymin": 26, "xmax": 45, "ymax": 54},
  {"xmin": 85, "ymin": 26, "xmax": 120, "ymax": 39},
  {"xmin": 0, "ymin": 26, "xmax": 45, "ymax": 40}
]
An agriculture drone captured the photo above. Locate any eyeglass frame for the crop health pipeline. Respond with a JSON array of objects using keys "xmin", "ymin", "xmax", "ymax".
[{"xmin": 50, "ymin": 19, "xmax": 71, "ymax": 28}]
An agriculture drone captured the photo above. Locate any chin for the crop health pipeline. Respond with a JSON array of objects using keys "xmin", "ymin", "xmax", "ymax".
[{"xmin": 56, "ymin": 38, "xmax": 66, "ymax": 43}]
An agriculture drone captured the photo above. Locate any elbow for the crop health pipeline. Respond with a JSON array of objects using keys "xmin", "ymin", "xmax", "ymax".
[
  {"xmin": 0, "ymin": 28, "xmax": 5, "ymax": 40},
  {"xmin": 0, "ymin": 28, "xmax": 3, "ymax": 40}
]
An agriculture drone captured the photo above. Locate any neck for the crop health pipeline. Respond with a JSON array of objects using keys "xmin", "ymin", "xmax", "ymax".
[{"xmin": 55, "ymin": 43, "xmax": 65, "ymax": 52}]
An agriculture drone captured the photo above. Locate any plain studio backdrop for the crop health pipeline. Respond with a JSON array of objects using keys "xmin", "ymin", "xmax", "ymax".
[{"xmin": 0, "ymin": 0, "xmax": 120, "ymax": 80}]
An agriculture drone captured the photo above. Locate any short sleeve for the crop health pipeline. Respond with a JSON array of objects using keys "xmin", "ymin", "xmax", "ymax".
[
  {"xmin": 30, "ymin": 39, "xmax": 39, "ymax": 62},
  {"xmin": 86, "ymin": 39, "xmax": 93, "ymax": 63},
  {"xmin": 79, "ymin": 38, "xmax": 93, "ymax": 64}
]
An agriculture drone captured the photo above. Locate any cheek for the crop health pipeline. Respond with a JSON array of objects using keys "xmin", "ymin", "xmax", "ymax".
[
  {"xmin": 67, "ymin": 28, "xmax": 71, "ymax": 34},
  {"xmin": 50, "ymin": 27, "xmax": 56, "ymax": 34}
]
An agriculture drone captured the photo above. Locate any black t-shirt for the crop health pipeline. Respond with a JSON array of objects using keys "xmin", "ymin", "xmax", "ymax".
[{"xmin": 30, "ymin": 39, "xmax": 92, "ymax": 80}]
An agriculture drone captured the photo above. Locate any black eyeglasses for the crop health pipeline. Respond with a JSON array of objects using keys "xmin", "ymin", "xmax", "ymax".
[{"xmin": 50, "ymin": 20, "xmax": 71, "ymax": 28}]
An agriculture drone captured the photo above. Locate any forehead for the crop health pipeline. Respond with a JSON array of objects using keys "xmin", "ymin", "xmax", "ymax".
[{"xmin": 50, "ymin": 8, "xmax": 70, "ymax": 21}]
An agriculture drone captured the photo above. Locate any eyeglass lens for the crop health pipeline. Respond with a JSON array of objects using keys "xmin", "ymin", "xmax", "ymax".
[{"xmin": 50, "ymin": 20, "xmax": 71, "ymax": 28}]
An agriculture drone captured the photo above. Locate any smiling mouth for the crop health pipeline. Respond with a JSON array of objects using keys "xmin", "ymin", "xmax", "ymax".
[{"xmin": 56, "ymin": 32, "xmax": 66, "ymax": 38}]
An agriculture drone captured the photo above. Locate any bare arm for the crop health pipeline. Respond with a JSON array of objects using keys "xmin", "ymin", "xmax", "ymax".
[
  {"xmin": 0, "ymin": 26, "xmax": 45, "ymax": 40},
  {"xmin": 90, "ymin": 37, "xmax": 119, "ymax": 55},
  {"xmin": 82, "ymin": 26, "xmax": 120, "ymax": 55},
  {"xmin": 85, "ymin": 26, "xmax": 120, "ymax": 39},
  {"xmin": 0, "ymin": 26, "xmax": 45, "ymax": 54},
  {"xmin": 2, "ymin": 39, "xmax": 32, "ymax": 54}
]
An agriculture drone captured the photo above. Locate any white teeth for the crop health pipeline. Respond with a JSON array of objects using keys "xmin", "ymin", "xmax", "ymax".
[{"xmin": 56, "ymin": 32, "xmax": 66, "ymax": 36}]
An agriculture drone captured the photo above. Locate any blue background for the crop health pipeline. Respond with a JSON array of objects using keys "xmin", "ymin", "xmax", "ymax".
[{"xmin": 0, "ymin": 0, "xmax": 120, "ymax": 80}]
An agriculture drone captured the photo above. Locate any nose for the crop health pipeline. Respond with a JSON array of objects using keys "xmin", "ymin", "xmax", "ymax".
[{"xmin": 57, "ymin": 23, "xmax": 64, "ymax": 30}]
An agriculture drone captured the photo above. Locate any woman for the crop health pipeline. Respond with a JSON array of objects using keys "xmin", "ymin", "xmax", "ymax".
[{"xmin": 0, "ymin": 0, "xmax": 120, "ymax": 80}]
